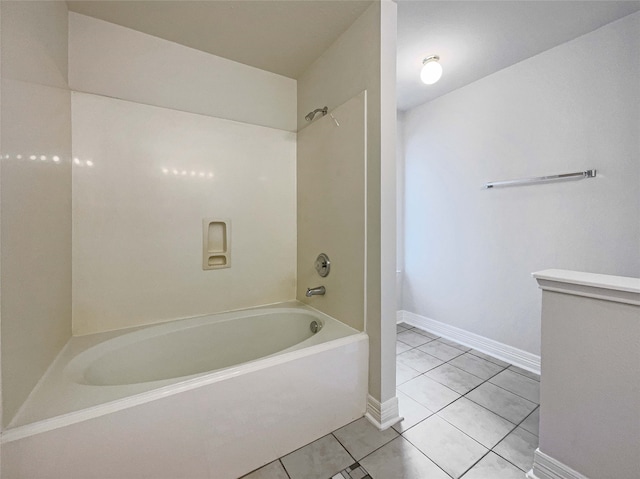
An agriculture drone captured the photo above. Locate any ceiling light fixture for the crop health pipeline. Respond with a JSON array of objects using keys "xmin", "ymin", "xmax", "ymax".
[{"xmin": 420, "ymin": 55, "xmax": 442, "ymax": 85}]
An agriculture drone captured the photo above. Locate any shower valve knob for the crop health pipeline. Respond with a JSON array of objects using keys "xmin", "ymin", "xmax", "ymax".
[{"xmin": 315, "ymin": 253, "xmax": 330, "ymax": 277}]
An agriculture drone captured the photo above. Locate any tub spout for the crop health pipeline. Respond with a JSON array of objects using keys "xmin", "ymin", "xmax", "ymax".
[{"xmin": 306, "ymin": 286, "xmax": 325, "ymax": 297}]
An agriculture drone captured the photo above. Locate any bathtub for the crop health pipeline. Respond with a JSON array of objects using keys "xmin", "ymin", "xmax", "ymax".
[{"xmin": 1, "ymin": 302, "xmax": 368, "ymax": 479}]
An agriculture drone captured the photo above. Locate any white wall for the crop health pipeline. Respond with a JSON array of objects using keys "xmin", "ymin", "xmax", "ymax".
[
  {"xmin": 0, "ymin": 1, "xmax": 72, "ymax": 426},
  {"xmin": 396, "ymin": 112, "xmax": 405, "ymax": 308},
  {"xmin": 69, "ymin": 13, "xmax": 296, "ymax": 132},
  {"xmin": 298, "ymin": 1, "xmax": 398, "ymax": 416},
  {"xmin": 402, "ymin": 12, "xmax": 640, "ymax": 356}
]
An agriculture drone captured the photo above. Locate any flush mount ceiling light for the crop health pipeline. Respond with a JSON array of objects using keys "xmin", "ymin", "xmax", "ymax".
[{"xmin": 420, "ymin": 55, "xmax": 442, "ymax": 85}]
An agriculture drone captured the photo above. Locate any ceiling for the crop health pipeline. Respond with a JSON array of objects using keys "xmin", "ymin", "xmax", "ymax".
[
  {"xmin": 397, "ymin": 1, "xmax": 640, "ymax": 111},
  {"xmin": 66, "ymin": 0, "xmax": 373, "ymax": 79},
  {"xmin": 67, "ymin": 0, "xmax": 640, "ymax": 111}
]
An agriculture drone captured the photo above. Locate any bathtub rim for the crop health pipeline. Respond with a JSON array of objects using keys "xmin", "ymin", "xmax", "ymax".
[
  {"xmin": 2, "ymin": 302, "xmax": 367, "ymax": 444},
  {"xmin": 6, "ymin": 301, "xmax": 355, "ymax": 430},
  {"xmin": 2, "ymin": 331, "xmax": 367, "ymax": 444}
]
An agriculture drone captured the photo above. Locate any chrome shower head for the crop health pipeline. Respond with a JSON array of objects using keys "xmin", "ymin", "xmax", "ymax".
[{"xmin": 305, "ymin": 106, "xmax": 328, "ymax": 122}]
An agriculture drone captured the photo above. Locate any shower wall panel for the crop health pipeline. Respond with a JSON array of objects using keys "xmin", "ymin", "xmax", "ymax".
[
  {"xmin": 297, "ymin": 92, "xmax": 366, "ymax": 331},
  {"xmin": 0, "ymin": 0, "xmax": 72, "ymax": 427},
  {"xmin": 71, "ymin": 92, "xmax": 296, "ymax": 335}
]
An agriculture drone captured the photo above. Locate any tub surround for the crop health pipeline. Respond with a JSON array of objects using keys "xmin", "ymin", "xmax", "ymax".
[
  {"xmin": 71, "ymin": 92, "xmax": 296, "ymax": 335},
  {"xmin": 297, "ymin": 92, "xmax": 366, "ymax": 331},
  {"xmin": 0, "ymin": 0, "xmax": 73, "ymax": 428}
]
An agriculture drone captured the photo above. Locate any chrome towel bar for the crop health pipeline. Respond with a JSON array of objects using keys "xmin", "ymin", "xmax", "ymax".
[{"xmin": 483, "ymin": 169, "xmax": 596, "ymax": 189}]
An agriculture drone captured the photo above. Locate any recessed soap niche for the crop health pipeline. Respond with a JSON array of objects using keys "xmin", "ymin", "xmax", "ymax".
[{"xmin": 202, "ymin": 218, "xmax": 231, "ymax": 270}]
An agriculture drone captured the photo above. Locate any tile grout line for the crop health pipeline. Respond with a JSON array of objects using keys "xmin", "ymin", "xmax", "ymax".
[
  {"xmin": 489, "ymin": 389, "xmax": 540, "ymax": 473},
  {"xmin": 277, "ymin": 428, "xmax": 359, "ymax": 478},
  {"xmin": 518, "ymin": 405, "xmax": 540, "ymax": 436},
  {"xmin": 461, "ymin": 394, "xmax": 534, "ymax": 425},
  {"xmin": 340, "ymin": 432, "xmax": 399, "ymax": 478},
  {"xmin": 456, "ymin": 449, "xmax": 493, "ymax": 479},
  {"xmin": 483, "ymin": 378, "xmax": 540, "ymax": 404},
  {"xmin": 398, "ymin": 433, "xmax": 456, "ymax": 479},
  {"xmin": 329, "ymin": 431, "xmax": 359, "ymax": 471},
  {"xmin": 460, "ymin": 372, "xmax": 539, "ymax": 422},
  {"xmin": 278, "ymin": 458, "xmax": 293, "ymax": 479},
  {"xmin": 330, "ymin": 431, "xmax": 357, "ymax": 462},
  {"xmin": 435, "ymin": 357, "xmax": 507, "ymax": 381},
  {"xmin": 490, "ymin": 448, "xmax": 532, "ymax": 473}
]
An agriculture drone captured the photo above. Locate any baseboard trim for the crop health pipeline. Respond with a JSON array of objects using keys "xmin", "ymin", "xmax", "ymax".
[
  {"xmin": 397, "ymin": 310, "xmax": 541, "ymax": 374},
  {"xmin": 527, "ymin": 449, "xmax": 589, "ymax": 479},
  {"xmin": 365, "ymin": 394, "xmax": 401, "ymax": 431}
]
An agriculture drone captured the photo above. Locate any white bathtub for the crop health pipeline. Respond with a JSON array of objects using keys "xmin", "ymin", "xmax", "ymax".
[{"xmin": 1, "ymin": 302, "xmax": 368, "ymax": 479}]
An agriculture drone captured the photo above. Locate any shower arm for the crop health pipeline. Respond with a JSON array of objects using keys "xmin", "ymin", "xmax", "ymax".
[{"xmin": 305, "ymin": 106, "xmax": 328, "ymax": 122}]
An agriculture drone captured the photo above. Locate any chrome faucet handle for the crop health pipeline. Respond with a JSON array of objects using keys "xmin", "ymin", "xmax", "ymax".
[{"xmin": 315, "ymin": 253, "xmax": 330, "ymax": 277}]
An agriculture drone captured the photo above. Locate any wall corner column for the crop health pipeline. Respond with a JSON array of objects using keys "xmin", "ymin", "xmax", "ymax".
[{"xmin": 365, "ymin": 0, "xmax": 399, "ymax": 430}]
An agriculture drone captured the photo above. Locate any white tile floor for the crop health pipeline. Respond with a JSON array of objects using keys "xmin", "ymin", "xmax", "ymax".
[{"xmin": 242, "ymin": 322, "xmax": 540, "ymax": 479}]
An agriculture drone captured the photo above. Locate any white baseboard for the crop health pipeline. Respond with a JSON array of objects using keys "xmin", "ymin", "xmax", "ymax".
[
  {"xmin": 397, "ymin": 310, "xmax": 541, "ymax": 374},
  {"xmin": 527, "ymin": 449, "xmax": 589, "ymax": 479},
  {"xmin": 364, "ymin": 394, "xmax": 401, "ymax": 431}
]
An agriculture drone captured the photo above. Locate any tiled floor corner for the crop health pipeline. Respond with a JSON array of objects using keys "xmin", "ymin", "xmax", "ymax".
[{"xmin": 243, "ymin": 322, "xmax": 540, "ymax": 479}]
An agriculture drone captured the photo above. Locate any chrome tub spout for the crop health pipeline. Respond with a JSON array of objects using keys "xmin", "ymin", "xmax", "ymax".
[{"xmin": 306, "ymin": 286, "xmax": 326, "ymax": 297}]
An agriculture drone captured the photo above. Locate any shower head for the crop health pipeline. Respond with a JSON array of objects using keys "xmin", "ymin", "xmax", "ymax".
[{"xmin": 305, "ymin": 106, "xmax": 328, "ymax": 122}]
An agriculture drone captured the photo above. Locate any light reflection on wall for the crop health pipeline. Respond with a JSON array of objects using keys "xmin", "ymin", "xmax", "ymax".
[
  {"xmin": 0, "ymin": 154, "xmax": 94, "ymax": 167},
  {"xmin": 73, "ymin": 157, "xmax": 94, "ymax": 167},
  {"xmin": 1, "ymin": 155, "xmax": 216, "ymax": 179},
  {"xmin": 161, "ymin": 167, "xmax": 214, "ymax": 179}
]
